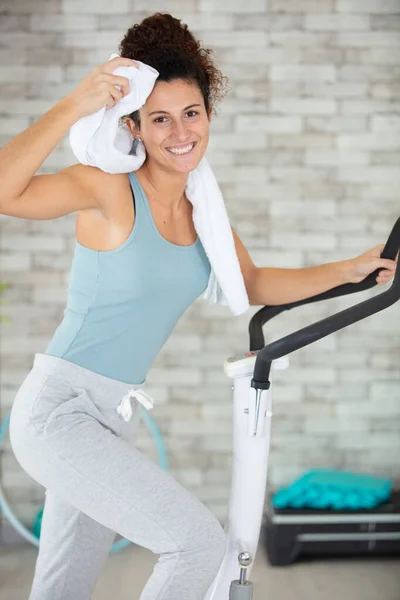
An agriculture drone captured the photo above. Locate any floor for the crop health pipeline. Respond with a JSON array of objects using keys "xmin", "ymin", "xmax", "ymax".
[{"xmin": 1, "ymin": 540, "xmax": 399, "ymax": 600}]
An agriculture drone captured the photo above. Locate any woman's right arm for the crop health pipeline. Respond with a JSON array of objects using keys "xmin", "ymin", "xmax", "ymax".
[
  {"xmin": 0, "ymin": 98, "xmax": 97, "ymax": 219},
  {"xmin": 0, "ymin": 56, "xmax": 137, "ymax": 220}
]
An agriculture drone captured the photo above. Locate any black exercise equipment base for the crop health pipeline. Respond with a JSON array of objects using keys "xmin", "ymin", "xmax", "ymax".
[{"xmin": 263, "ymin": 491, "xmax": 400, "ymax": 566}]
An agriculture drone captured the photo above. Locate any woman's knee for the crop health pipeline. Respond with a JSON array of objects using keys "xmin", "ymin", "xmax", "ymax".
[
  {"xmin": 188, "ymin": 510, "xmax": 226, "ymax": 562},
  {"xmin": 208, "ymin": 518, "xmax": 227, "ymax": 563}
]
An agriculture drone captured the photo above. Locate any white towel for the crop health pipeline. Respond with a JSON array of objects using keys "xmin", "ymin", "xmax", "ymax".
[{"xmin": 69, "ymin": 53, "xmax": 250, "ymax": 316}]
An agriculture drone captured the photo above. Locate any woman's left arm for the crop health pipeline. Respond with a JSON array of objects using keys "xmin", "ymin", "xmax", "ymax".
[{"xmin": 231, "ymin": 228, "xmax": 398, "ymax": 307}]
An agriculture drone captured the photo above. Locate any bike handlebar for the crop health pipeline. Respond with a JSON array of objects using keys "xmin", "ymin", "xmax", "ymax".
[{"xmin": 250, "ymin": 217, "xmax": 400, "ymax": 390}]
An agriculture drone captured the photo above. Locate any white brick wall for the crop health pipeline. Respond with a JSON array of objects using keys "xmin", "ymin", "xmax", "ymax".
[{"xmin": 1, "ymin": 0, "xmax": 400, "ymax": 534}]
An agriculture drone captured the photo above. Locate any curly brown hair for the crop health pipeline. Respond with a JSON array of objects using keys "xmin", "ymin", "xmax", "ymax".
[{"xmin": 118, "ymin": 13, "xmax": 230, "ymax": 130}]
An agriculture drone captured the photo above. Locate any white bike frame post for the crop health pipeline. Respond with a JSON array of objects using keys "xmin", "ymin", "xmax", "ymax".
[
  {"xmin": 204, "ymin": 353, "xmax": 289, "ymax": 600},
  {"xmin": 204, "ymin": 216, "xmax": 400, "ymax": 596}
]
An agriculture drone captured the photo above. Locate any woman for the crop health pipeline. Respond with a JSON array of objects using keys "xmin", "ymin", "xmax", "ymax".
[{"xmin": 1, "ymin": 13, "xmax": 396, "ymax": 600}]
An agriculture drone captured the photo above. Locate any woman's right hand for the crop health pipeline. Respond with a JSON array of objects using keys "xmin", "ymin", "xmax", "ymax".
[{"xmin": 65, "ymin": 56, "xmax": 140, "ymax": 120}]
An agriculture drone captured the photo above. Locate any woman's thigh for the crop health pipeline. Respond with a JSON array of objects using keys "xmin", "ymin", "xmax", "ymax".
[{"xmin": 10, "ymin": 375, "xmax": 224, "ymax": 557}]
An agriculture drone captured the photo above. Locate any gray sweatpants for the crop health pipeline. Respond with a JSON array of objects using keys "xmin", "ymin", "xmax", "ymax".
[{"xmin": 9, "ymin": 353, "xmax": 226, "ymax": 600}]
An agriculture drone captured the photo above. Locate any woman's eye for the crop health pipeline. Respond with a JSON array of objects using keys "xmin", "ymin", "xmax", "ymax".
[{"xmin": 154, "ymin": 111, "xmax": 199, "ymax": 124}]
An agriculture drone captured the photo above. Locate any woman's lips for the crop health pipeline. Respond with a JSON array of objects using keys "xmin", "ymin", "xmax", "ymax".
[{"xmin": 166, "ymin": 141, "xmax": 197, "ymax": 156}]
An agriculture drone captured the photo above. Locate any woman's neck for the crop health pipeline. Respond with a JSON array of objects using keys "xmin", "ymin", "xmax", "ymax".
[{"xmin": 135, "ymin": 161, "xmax": 189, "ymax": 214}]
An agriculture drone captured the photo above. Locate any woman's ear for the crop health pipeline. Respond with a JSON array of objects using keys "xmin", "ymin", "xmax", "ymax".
[{"xmin": 125, "ymin": 117, "xmax": 141, "ymax": 141}]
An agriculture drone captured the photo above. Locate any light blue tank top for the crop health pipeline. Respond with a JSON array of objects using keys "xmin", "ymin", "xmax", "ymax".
[{"xmin": 44, "ymin": 171, "xmax": 211, "ymax": 383}]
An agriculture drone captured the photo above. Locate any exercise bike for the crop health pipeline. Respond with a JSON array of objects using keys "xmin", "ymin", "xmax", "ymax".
[{"xmin": 204, "ymin": 217, "xmax": 400, "ymax": 600}]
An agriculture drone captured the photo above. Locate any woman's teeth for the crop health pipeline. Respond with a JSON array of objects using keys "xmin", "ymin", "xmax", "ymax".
[{"xmin": 166, "ymin": 142, "xmax": 195, "ymax": 155}]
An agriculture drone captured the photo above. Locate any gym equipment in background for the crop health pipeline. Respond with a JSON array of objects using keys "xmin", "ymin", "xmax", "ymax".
[{"xmin": 265, "ymin": 489, "xmax": 400, "ymax": 566}]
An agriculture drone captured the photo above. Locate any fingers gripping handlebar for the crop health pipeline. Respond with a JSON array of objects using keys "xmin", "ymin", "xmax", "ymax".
[{"xmin": 250, "ymin": 217, "xmax": 400, "ymax": 390}]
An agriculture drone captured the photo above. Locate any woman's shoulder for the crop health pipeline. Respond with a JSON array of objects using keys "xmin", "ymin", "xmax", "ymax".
[
  {"xmin": 73, "ymin": 165, "xmax": 136, "ymax": 252},
  {"xmin": 70, "ymin": 163, "xmax": 131, "ymax": 220},
  {"xmin": 69, "ymin": 163, "xmax": 127, "ymax": 196}
]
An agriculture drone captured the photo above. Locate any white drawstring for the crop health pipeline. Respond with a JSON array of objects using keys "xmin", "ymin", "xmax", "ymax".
[{"xmin": 116, "ymin": 388, "xmax": 154, "ymax": 422}]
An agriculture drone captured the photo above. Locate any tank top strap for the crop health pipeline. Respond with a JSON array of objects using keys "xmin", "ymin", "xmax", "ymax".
[
  {"xmin": 127, "ymin": 171, "xmax": 145, "ymax": 220},
  {"xmin": 127, "ymin": 171, "xmax": 163, "ymax": 244}
]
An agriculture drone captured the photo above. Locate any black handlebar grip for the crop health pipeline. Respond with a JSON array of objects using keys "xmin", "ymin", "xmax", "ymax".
[
  {"xmin": 381, "ymin": 216, "xmax": 400, "ymax": 261},
  {"xmin": 249, "ymin": 217, "xmax": 400, "ymax": 351},
  {"xmin": 250, "ymin": 217, "xmax": 400, "ymax": 388}
]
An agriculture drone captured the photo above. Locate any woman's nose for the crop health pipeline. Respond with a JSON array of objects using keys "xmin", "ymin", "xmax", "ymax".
[{"xmin": 171, "ymin": 121, "xmax": 191, "ymax": 142}]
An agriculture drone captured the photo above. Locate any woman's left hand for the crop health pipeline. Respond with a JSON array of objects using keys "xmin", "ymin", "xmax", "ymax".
[{"xmin": 346, "ymin": 244, "xmax": 399, "ymax": 285}]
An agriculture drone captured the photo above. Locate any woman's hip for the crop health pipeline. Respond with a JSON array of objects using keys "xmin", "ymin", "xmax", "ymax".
[{"xmin": 9, "ymin": 352, "xmax": 145, "ymax": 461}]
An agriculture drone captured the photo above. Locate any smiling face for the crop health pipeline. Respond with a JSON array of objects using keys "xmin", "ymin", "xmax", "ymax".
[{"xmin": 126, "ymin": 79, "xmax": 212, "ymax": 174}]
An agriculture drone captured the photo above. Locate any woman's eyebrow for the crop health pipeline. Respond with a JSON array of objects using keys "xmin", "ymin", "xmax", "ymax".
[{"xmin": 148, "ymin": 103, "xmax": 202, "ymax": 116}]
